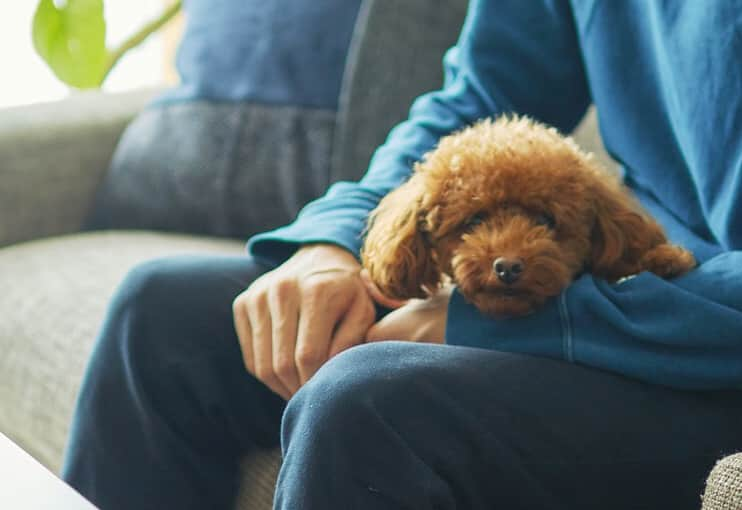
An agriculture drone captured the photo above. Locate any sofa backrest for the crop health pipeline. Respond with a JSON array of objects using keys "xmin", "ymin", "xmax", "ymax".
[{"xmin": 330, "ymin": 0, "xmax": 469, "ymax": 183}]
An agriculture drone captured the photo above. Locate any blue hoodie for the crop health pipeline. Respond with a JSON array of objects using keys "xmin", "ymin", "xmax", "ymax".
[{"xmin": 248, "ymin": 0, "xmax": 742, "ymax": 390}]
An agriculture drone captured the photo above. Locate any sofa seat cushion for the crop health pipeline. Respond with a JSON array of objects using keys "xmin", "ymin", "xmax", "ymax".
[{"xmin": 0, "ymin": 231, "xmax": 281, "ymax": 509}]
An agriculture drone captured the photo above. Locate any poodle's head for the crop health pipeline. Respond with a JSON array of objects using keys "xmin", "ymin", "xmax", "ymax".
[{"xmin": 361, "ymin": 116, "xmax": 668, "ymax": 317}]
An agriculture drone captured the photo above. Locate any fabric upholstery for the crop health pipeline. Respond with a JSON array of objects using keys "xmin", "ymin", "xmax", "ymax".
[
  {"xmin": 158, "ymin": 0, "xmax": 362, "ymax": 108},
  {"xmin": 703, "ymin": 453, "xmax": 742, "ymax": 510},
  {"xmin": 0, "ymin": 232, "xmax": 244, "ymax": 469},
  {"xmin": 88, "ymin": 102, "xmax": 336, "ymax": 238},
  {"xmin": 0, "ymin": 232, "xmax": 283, "ymax": 509},
  {"xmin": 88, "ymin": 0, "xmax": 362, "ymax": 237},
  {"xmin": 0, "ymin": 89, "xmax": 155, "ymax": 247},
  {"xmin": 330, "ymin": 0, "xmax": 469, "ymax": 182}
]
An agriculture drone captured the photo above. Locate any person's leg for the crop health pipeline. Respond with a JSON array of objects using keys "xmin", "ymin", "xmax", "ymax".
[
  {"xmin": 62, "ymin": 255, "xmax": 284, "ymax": 510},
  {"xmin": 277, "ymin": 341, "xmax": 742, "ymax": 510}
]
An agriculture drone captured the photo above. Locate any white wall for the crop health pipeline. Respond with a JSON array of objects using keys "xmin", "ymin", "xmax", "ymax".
[{"xmin": 0, "ymin": 1, "xmax": 168, "ymax": 109}]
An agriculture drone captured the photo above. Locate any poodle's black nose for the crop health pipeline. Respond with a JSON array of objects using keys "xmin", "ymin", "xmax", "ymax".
[{"xmin": 493, "ymin": 257, "xmax": 524, "ymax": 284}]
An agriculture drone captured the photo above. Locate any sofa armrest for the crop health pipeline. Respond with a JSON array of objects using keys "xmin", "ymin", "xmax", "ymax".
[
  {"xmin": 0, "ymin": 88, "xmax": 159, "ymax": 247},
  {"xmin": 702, "ymin": 453, "xmax": 742, "ymax": 510}
]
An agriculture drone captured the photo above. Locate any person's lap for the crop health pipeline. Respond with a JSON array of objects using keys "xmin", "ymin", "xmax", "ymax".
[
  {"xmin": 280, "ymin": 340, "xmax": 742, "ymax": 509},
  {"xmin": 63, "ymin": 254, "xmax": 742, "ymax": 510}
]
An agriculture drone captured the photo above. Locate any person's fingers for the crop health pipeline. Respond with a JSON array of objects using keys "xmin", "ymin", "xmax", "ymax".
[
  {"xmin": 232, "ymin": 294, "xmax": 254, "ymax": 373},
  {"xmin": 328, "ymin": 292, "xmax": 376, "ymax": 358},
  {"xmin": 364, "ymin": 322, "xmax": 384, "ymax": 343},
  {"xmin": 364, "ymin": 298, "xmax": 448, "ymax": 344},
  {"xmin": 247, "ymin": 293, "xmax": 291, "ymax": 400},
  {"xmin": 295, "ymin": 281, "xmax": 337, "ymax": 385},
  {"xmin": 364, "ymin": 315, "xmax": 397, "ymax": 343},
  {"xmin": 268, "ymin": 280, "xmax": 301, "ymax": 395},
  {"xmin": 360, "ymin": 269, "xmax": 408, "ymax": 309},
  {"xmin": 364, "ymin": 307, "xmax": 409, "ymax": 343}
]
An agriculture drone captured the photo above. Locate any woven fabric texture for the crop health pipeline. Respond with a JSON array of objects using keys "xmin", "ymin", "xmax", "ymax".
[
  {"xmin": 236, "ymin": 449, "xmax": 282, "ymax": 510},
  {"xmin": 702, "ymin": 453, "xmax": 742, "ymax": 510},
  {"xmin": 330, "ymin": 0, "xmax": 468, "ymax": 183},
  {"xmin": 159, "ymin": 0, "xmax": 361, "ymax": 108},
  {"xmin": 0, "ymin": 231, "xmax": 281, "ymax": 510},
  {"xmin": 88, "ymin": 101, "xmax": 335, "ymax": 238},
  {"xmin": 0, "ymin": 89, "xmax": 154, "ymax": 247}
]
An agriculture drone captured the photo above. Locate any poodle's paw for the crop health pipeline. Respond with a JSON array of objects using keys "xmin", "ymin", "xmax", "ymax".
[{"xmin": 640, "ymin": 244, "xmax": 696, "ymax": 279}]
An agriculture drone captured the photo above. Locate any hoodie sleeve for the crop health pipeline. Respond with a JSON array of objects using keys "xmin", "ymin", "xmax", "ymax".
[
  {"xmin": 247, "ymin": 0, "xmax": 590, "ymax": 266},
  {"xmin": 446, "ymin": 251, "xmax": 742, "ymax": 390}
]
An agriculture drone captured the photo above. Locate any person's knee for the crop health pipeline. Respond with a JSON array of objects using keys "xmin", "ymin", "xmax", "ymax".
[
  {"xmin": 297, "ymin": 341, "xmax": 426, "ymax": 399},
  {"xmin": 95, "ymin": 258, "xmax": 196, "ymax": 378},
  {"xmin": 282, "ymin": 342, "xmax": 434, "ymax": 442},
  {"xmin": 111, "ymin": 258, "xmax": 189, "ymax": 316}
]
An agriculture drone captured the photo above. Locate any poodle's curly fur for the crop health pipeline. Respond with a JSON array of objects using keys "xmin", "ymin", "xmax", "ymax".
[{"xmin": 361, "ymin": 116, "xmax": 696, "ymax": 317}]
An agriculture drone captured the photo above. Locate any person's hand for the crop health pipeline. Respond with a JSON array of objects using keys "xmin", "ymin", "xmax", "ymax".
[
  {"xmin": 233, "ymin": 244, "xmax": 377, "ymax": 400},
  {"xmin": 363, "ymin": 273, "xmax": 452, "ymax": 344}
]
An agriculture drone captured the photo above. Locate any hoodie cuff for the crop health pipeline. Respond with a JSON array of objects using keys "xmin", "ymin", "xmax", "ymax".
[
  {"xmin": 445, "ymin": 287, "xmax": 567, "ymax": 360},
  {"xmin": 247, "ymin": 212, "xmax": 367, "ymax": 267}
]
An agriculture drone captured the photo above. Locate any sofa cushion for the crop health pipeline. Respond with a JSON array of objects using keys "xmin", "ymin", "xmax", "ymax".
[
  {"xmin": 330, "ymin": 0, "xmax": 468, "ymax": 183},
  {"xmin": 88, "ymin": 0, "xmax": 363, "ymax": 239},
  {"xmin": 160, "ymin": 0, "xmax": 362, "ymax": 109},
  {"xmin": 0, "ymin": 232, "xmax": 281, "ymax": 510}
]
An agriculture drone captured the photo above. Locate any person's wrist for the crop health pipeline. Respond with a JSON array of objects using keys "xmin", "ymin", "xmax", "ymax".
[{"xmin": 294, "ymin": 243, "xmax": 360, "ymax": 270}]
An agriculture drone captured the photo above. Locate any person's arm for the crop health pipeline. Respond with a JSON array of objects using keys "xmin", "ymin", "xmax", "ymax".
[
  {"xmin": 248, "ymin": 0, "xmax": 590, "ymax": 265},
  {"xmin": 447, "ymin": 251, "xmax": 742, "ymax": 390},
  {"xmin": 241, "ymin": 0, "xmax": 590, "ymax": 398}
]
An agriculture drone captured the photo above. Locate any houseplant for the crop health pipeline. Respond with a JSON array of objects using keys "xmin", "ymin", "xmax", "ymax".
[{"xmin": 32, "ymin": 0, "xmax": 181, "ymax": 89}]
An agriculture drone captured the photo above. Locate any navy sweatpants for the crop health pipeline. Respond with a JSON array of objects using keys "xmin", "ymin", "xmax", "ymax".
[{"xmin": 62, "ymin": 255, "xmax": 742, "ymax": 509}]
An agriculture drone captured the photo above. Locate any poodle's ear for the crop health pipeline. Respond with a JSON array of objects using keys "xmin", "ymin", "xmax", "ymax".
[
  {"xmin": 589, "ymin": 180, "xmax": 666, "ymax": 281},
  {"xmin": 361, "ymin": 175, "xmax": 441, "ymax": 301}
]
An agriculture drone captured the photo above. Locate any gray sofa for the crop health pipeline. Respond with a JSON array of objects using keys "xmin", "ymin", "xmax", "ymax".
[{"xmin": 0, "ymin": 0, "xmax": 739, "ymax": 509}]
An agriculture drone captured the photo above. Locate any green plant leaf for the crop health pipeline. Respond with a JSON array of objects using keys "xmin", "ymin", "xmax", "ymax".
[{"xmin": 32, "ymin": 0, "xmax": 108, "ymax": 89}]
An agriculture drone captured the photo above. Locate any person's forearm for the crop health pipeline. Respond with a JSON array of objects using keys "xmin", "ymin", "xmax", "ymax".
[
  {"xmin": 446, "ymin": 251, "xmax": 742, "ymax": 390},
  {"xmin": 248, "ymin": 0, "xmax": 590, "ymax": 267},
  {"xmin": 247, "ymin": 53, "xmax": 493, "ymax": 267}
]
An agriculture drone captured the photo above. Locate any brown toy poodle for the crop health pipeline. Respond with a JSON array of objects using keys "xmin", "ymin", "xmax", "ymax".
[{"xmin": 361, "ymin": 116, "xmax": 696, "ymax": 317}]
